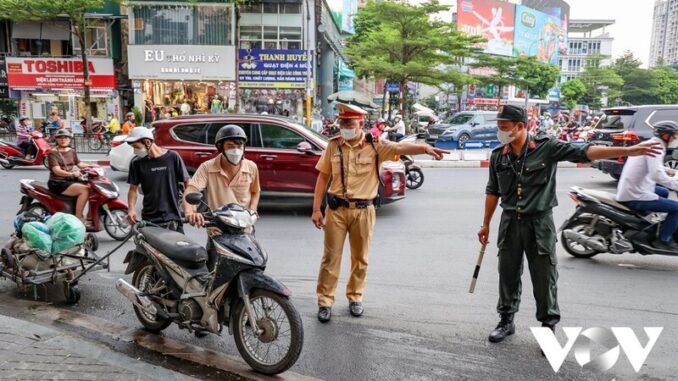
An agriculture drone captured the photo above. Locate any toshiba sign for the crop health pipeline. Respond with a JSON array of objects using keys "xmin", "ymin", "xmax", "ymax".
[{"xmin": 5, "ymin": 57, "xmax": 115, "ymax": 90}]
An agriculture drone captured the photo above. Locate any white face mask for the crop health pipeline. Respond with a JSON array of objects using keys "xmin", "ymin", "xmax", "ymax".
[
  {"xmin": 497, "ymin": 129, "xmax": 516, "ymax": 145},
  {"xmin": 340, "ymin": 128, "xmax": 358, "ymax": 140},
  {"xmin": 133, "ymin": 147, "xmax": 148, "ymax": 158},
  {"xmin": 224, "ymin": 148, "xmax": 244, "ymax": 165},
  {"xmin": 669, "ymin": 137, "xmax": 678, "ymax": 149}
]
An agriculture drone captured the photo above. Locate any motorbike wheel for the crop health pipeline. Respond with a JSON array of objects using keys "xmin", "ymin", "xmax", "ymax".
[
  {"xmin": 64, "ymin": 285, "xmax": 81, "ymax": 305},
  {"xmin": 42, "ymin": 156, "xmax": 49, "ymax": 169},
  {"xmin": 406, "ymin": 168, "xmax": 424, "ymax": 190},
  {"xmin": 132, "ymin": 264, "xmax": 171, "ymax": 333},
  {"xmin": 26, "ymin": 203, "xmax": 49, "ymax": 218},
  {"xmin": 104, "ymin": 208, "xmax": 131, "ymax": 241},
  {"xmin": 84, "ymin": 233, "xmax": 99, "ymax": 252},
  {"xmin": 561, "ymin": 216, "xmax": 601, "ymax": 258},
  {"xmin": 88, "ymin": 137, "xmax": 103, "ymax": 151},
  {"xmin": 232, "ymin": 289, "xmax": 303, "ymax": 375},
  {"xmin": 0, "ymin": 160, "xmax": 14, "ymax": 169}
]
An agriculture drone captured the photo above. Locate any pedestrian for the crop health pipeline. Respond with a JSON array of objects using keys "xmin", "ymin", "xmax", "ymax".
[
  {"xmin": 126, "ymin": 127, "xmax": 190, "ymax": 233},
  {"xmin": 183, "ymin": 125, "xmax": 260, "ymax": 270},
  {"xmin": 478, "ymin": 105, "xmax": 663, "ymax": 345},
  {"xmin": 122, "ymin": 112, "xmax": 136, "ymax": 135},
  {"xmin": 106, "ymin": 113, "xmax": 120, "ymax": 136},
  {"xmin": 312, "ymin": 103, "xmax": 448, "ymax": 322}
]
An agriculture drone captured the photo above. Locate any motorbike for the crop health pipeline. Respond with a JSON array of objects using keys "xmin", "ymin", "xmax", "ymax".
[
  {"xmin": 0, "ymin": 131, "xmax": 51, "ymax": 169},
  {"xmin": 117, "ymin": 193, "xmax": 303, "ymax": 375},
  {"xmin": 401, "ymin": 154, "xmax": 424, "ymax": 190},
  {"xmin": 560, "ymin": 186, "xmax": 678, "ymax": 258},
  {"xmin": 17, "ymin": 167, "xmax": 131, "ymax": 242}
]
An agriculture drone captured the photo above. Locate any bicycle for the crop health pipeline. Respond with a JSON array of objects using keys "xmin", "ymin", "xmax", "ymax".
[{"xmin": 88, "ymin": 124, "xmax": 112, "ymax": 152}]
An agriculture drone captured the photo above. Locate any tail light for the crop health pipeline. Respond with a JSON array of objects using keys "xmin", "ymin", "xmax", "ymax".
[
  {"xmin": 611, "ymin": 131, "xmax": 640, "ymax": 142},
  {"xmin": 111, "ymin": 140, "xmax": 122, "ymax": 148},
  {"xmin": 616, "ymin": 157, "xmax": 625, "ymax": 164},
  {"xmin": 568, "ymin": 192, "xmax": 581, "ymax": 205}
]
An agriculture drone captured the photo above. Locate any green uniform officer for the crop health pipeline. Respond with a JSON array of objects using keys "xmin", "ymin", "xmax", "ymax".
[{"xmin": 478, "ymin": 105, "xmax": 664, "ymax": 344}]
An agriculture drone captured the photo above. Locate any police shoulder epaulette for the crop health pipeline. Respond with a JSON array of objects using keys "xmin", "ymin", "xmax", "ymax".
[{"xmin": 534, "ymin": 134, "xmax": 551, "ymax": 142}]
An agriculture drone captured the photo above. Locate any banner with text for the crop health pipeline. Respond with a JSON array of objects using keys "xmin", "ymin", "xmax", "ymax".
[{"xmin": 238, "ymin": 49, "xmax": 313, "ymax": 89}]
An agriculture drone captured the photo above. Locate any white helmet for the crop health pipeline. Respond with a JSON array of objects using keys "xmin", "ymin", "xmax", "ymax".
[{"xmin": 124, "ymin": 126, "xmax": 154, "ymax": 143}]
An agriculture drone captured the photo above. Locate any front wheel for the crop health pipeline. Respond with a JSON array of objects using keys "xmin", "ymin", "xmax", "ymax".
[
  {"xmin": 406, "ymin": 168, "xmax": 424, "ymax": 189},
  {"xmin": 42, "ymin": 156, "xmax": 49, "ymax": 169},
  {"xmin": 104, "ymin": 208, "xmax": 131, "ymax": 241},
  {"xmin": 88, "ymin": 137, "xmax": 103, "ymax": 151},
  {"xmin": 232, "ymin": 289, "xmax": 303, "ymax": 375},
  {"xmin": 132, "ymin": 264, "xmax": 171, "ymax": 333},
  {"xmin": 0, "ymin": 159, "xmax": 14, "ymax": 169},
  {"xmin": 457, "ymin": 133, "xmax": 470, "ymax": 148},
  {"xmin": 561, "ymin": 216, "xmax": 602, "ymax": 258}
]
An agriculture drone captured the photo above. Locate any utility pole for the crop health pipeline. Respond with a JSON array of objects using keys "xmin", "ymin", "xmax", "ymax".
[{"xmin": 304, "ymin": 0, "xmax": 313, "ymax": 128}]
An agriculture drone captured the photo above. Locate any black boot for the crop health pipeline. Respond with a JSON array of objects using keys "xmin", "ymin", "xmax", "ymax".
[
  {"xmin": 488, "ymin": 314, "xmax": 515, "ymax": 343},
  {"xmin": 317, "ymin": 307, "xmax": 332, "ymax": 323}
]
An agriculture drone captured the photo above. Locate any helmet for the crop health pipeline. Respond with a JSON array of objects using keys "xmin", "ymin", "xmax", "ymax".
[
  {"xmin": 124, "ymin": 126, "xmax": 154, "ymax": 143},
  {"xmin": 653, "ymin": 120, "xmax": 678, "ymax": 137},
  {"xmin": 54, "ymin": 129, "xmax": 73, "ymax": 138},
  {"xmin": 215, "ymin": 125, "xmax": 247, "ymax": 150},
  {"xmin": 126, "ymin": 112, "xmax": 135, "ymax": 118}
]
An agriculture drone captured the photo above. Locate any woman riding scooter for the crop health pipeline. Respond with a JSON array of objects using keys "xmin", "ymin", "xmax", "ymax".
[{"xmin": 47, "ymin": 129, "xmax": 95, "ymax": 227}]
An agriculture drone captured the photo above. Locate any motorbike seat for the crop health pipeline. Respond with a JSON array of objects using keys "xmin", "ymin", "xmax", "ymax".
[
  {"xmin": 29, "ymin": 181, "xmax": 77, "ymax": 202},
  {"xmin": 139, "ymin": 227, "xmax": 207, "ymax": 269},
  {"xmin": 574, "ymin": 187, "xmax": 631, "ymax": 212},
  {"xmin": 0, "ymin": 140, "xmax": 23, "ymax": 151}
]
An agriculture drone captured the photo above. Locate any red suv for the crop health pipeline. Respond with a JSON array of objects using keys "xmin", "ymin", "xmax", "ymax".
[{"xmin": 151, "ymin": 114, "xmax": 406, "ymax": 205}]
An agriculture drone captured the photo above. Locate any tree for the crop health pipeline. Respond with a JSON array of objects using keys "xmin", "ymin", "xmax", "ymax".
[
  {"xmin": 0, "ymin": 0, "xmax": 110, "ymax": 129},
  {"xmin": 515, "ymin": 56, "xmax": 560, "ymax": 99},
  {"xmin": 579, "ymin": 63, "xmax": 623, "ymax": 109},
  {"xmin": 346, "ymin": 0, "xmax": 483, "ymax": 115},
  {"xmin": 654, "ymin": 66, "xmax": 678, "ymax": 104},
  {"xmin": 421, "ymin": 95, "xmax": 440, "ymax": 111},
  {"xmin": 470, "ymin": 55, "xmax": 519, "ymax": 100},
  {"xmin": 611, "ymin": 50, "xmax": 643, "ymax": 79},
  {"xmin": 560, "ymin": 79, "xmax": 587, "ymax": 109}
]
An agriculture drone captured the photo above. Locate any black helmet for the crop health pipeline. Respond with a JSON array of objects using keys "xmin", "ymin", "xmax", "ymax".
[
  {"xmin": 54, "ymin": 129, "xmax": 73, "ymax": 138},
  {"xmin": 653, "ymin": 120, "xmax": 678, "ymax": 137},
  {"xmin": 215, "ymin": 125, "xmax": 247, "ymax": 150}
]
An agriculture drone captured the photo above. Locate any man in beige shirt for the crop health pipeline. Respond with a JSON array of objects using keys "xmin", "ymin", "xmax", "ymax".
[
  {"xmin": 183, "ymin": 125, "xmax": 260, "ymax": 269},
  {"xmin": 312, "ymin": 103, "xmax": 448, "ymax": 322}
]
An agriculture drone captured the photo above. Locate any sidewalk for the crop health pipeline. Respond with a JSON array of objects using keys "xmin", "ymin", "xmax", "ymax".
[{"xmin": 0, "ymin": 314, "xmax": 195, "ymax": 381}]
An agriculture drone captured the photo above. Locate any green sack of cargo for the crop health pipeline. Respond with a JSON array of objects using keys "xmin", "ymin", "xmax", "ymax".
[
  {"xmin": 21, "ymin": 221, "xmax": 52, "ymax": 254},
  {"xmin": 45, "ymin": 212, "xmax": 85, "ymax": 254}
]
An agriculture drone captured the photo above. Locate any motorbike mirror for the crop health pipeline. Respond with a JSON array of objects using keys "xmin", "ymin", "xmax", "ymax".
[
  {"xmin": 185, "ymin": 192, "xmax": 204, "ymax": 205},
  {"xmin": 296, "ymin": 141, "xmax": 313, "ymax": 154}
]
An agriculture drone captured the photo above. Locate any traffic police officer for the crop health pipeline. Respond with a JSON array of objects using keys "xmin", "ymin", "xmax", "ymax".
[
  {"xmin": 312, "ymin": 103, "xmax": 447, "ymax": 322},
  {"xmin": 478, "ymin": 105, "xmax": 663, "ymax": 343}
]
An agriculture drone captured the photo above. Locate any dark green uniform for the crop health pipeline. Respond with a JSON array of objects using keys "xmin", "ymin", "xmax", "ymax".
[{"xmin": 486, "ymin": 134, "xmax": 591, "ymax": 326}]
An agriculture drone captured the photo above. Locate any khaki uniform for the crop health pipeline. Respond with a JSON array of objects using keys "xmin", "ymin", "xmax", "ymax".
[
  {"xmin": 315, "ymin": 133, "xmax": 399, "ymax": 307},
  {"xmin": 187, "ymin": 155, "xmax": 260, "ymax": 210}
]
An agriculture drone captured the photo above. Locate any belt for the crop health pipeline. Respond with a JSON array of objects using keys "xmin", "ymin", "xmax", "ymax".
[
  {"xmin": 332, "ymin": 195, "xmax": 374, "ymax": 209},
  {"xmin": 504, "ymin": 209, "xmax": 551, "ymax": 221}
]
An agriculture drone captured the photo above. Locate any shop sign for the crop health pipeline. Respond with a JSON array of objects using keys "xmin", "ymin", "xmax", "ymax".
[
  {"xmin": 5, "ymin": 57, "xmax": 115, "ymax": 90},
  {"xmin": 128, "ymin": 45, "xmax": 236, "ymax": 81},
  {"xmin": 0, "ymin": 59, "xmax": 8, "ymax": 98},
  {"xmin": 239, "ymin": 49, "xmax": 313, "ymax": 89}
]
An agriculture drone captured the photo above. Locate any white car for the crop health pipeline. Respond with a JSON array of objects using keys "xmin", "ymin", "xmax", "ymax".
[{"xmin": 108, "ymin": 135, "xmax": 133, "ymax": 172}]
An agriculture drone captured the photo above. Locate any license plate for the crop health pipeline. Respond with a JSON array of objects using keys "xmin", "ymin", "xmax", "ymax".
[{"xmin": 429, "ymin": 134, "xmax": 438, "ymax": 140}]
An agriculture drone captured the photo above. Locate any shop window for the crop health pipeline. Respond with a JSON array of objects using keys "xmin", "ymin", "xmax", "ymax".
[
  {"xmin": 260, "ymin": 124, "xmax": 305, "ymax": 150},
  {"xmin": 281, "ymin": 4, "xmax": 301, "ymax": 14},
  {"xmin": 15, "ymin": 38, "xmax": 51, "ymax": 56},
  {"xmin": 73, "ymin": 23, "xmax": 109, "ymax": 56},
  {"xmin": 240, "ymin": 3, "xmax": 263, "ymax": 13},
  {"xmin": 133, "ymin": 5, "xmax": 232, "ymax": 46},
  {"xmin": 263, "ymin": 4, "xmax": 278, "ymax": 13},
  {"xmin": 207, "ymin": 123, "xmax": 254, "ymax": 147},
  {"xmin": 172, "ymin": 124, "xmax": 208, "ymax": 144}
]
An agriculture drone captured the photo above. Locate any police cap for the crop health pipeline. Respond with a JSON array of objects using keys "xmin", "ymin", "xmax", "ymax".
[{"xmin": 495, "ymin": 105, "xmax": 527, "ymax": 122}]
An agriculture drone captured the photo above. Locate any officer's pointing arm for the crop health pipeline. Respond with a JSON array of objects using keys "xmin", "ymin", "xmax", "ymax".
[{"xmin": 394, "ymin": 142, "xmax": 449, "ymax": 160}]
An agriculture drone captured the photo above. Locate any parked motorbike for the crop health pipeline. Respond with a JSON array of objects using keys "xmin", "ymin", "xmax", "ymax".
[
  {"xmin": 117, "ymin": 193, "xmax": 303, "ymax": 375},
  {"xmin": 560, "ymin": 186, "xmax": 678, "ymax": 258},
  {"xmin": 17, "ymin": 167, "xmax": 131, "ymax": 242},
  {"xmin": 401, "ymin": 154, "xmax": 424, "ymax": 190},
  {"xmin": 0, "ymin": 131, "xmax": 51, "ymax": 169}
]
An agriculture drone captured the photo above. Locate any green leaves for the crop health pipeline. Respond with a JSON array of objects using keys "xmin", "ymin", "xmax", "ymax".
[{"xmin": 560, "ymin": 79, "xmax": 586, "ymax": 109}]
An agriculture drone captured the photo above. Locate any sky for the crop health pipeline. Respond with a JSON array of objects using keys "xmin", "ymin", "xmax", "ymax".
[{"xmin": 409, "ymin": 0, "xmax": 656, "ymax": 67}]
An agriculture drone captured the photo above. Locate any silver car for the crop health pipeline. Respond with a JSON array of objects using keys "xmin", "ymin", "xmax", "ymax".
[{"xmin": 426, "ymin": 111, "xmax": 497, "ymax": 147}]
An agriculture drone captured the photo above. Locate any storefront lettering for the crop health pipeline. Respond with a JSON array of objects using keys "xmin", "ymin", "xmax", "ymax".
[
  {"xmin": 144, "ymin": 50, "xmax": 221, "ymax": 64},
  {"xmin": 23, "ymin": 60, "xmax": 96, "ymax": 74}
]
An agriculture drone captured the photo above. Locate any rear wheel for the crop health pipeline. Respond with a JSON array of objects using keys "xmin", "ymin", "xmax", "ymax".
[
  {"xmin": 104, "ymin": 208, "xmax": 131, "ymax": 241},
  {"xmin": 406, "ymin": 168, "xmax": 424, "ymax": 189},
  {"xmin": 132, "ymin": 265, "xmax": 171, "ymax": 333},
  {"xmin": 561, "ymin": 216, "xmax": 602, "ymax": 258},
  {"xmin": 232, "ymin": 289, "xmax": 303, "ymax": 375},
  {"xmin": 42, "ymin": 156, "xmax": 49, "ymax": 169},
  {"xmin": 0, "ymin": 158, "xmax": 14, "ymax": 169},
  {"xmin": 457, "ymin": 133, "xmax": 470, "ymax": 148}
]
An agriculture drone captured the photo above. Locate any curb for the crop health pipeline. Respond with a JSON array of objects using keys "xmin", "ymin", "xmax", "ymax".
[{"xmin": 417, "ymin": 160, "xmax": 591, "ymax": 169}]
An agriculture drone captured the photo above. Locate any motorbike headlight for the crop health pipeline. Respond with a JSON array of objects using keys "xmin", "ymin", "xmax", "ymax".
[
  {"xmin": 95, "ymin": 184, "xmax": 119, "ymax": 199},
  {"xmin": 392, "ymin": 173, "xmax": 401, "ymax": 191}
]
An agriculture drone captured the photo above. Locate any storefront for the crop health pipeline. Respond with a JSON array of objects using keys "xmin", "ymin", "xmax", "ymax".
[
  {"xmin": 127, "ymin": 45, "xmax": 236, "ymax": 120},
  {"xmin": 5, "ymin": 57, "xmax": 117, "ymax": 131},
  {"xmin": 238, "ymin": 48, "xmax": 312, "ymax": 116}
]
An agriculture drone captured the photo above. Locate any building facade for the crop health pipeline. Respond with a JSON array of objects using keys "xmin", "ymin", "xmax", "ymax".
[
  {"xmin": 558, "ymin": 19, "xmax": 615, "ymax": 83},
  {"xmin": 0, "ymin": 3, "xmax": 122, "ymax": 131},
  {"xmin": 649, "ymin": 0, "xmax": 678, "ymax": 68}
]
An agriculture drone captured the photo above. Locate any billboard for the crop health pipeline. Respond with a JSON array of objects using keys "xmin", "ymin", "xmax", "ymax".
[
  {"xmin": 238, "ymin": 49, "xmax": 313, "ymax": 89},
  {"xmin": 457, "ymin": 0, "xmax": 516, "ymax": 57},
  {"xmin": 5, "ymin": 57, "xmax": 115, "ymax": 90},
  {"xmin": 521, "ymin": 0, "xmax": 570, "ymax": 55},
  {"xmin": 128, "ymin": 45, "xmax": 236, "ymax": 81},
  {"xmin": 329, "ymin": 0, "xmax": 358, "ymax": 34},
  {"xmin": 513, "ymin": 5, "xmax": 564, "ymax": 65}
]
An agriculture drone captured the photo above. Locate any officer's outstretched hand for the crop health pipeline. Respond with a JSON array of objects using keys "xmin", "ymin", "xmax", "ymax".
[
  {"xmin": 312, "ymin": 211, "xmax": 324, "ymax": 229},
  {"xmin": 424, "ymin": 146, "xmax": 450, "ymax": 160},
  {"xmin": 477, "ymin": 226, "xmax": 490, "ymax": 245},
  {"xmin": 627, "ymin": 140, "xmax": 665, "ymax": 157}
]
